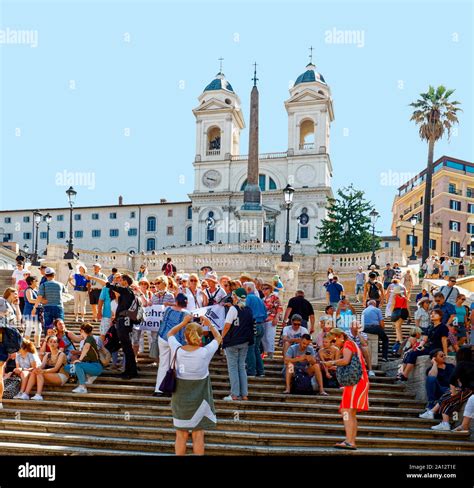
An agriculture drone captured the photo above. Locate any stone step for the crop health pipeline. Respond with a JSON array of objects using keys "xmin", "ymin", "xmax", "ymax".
[
  {"xmin": 0, "ymin": 406, "xmax": 441, "ymax": 430},
  {"xmin": 92, "ymin": 375, "xmax": 414, "ymax": 398},
  {"xmin": 0, "ymin": 416, "xmax": 474, "ymax": 451},
  {"xmin": 0, "ymin": 425, "xmax": 471, "ymax": 453}
]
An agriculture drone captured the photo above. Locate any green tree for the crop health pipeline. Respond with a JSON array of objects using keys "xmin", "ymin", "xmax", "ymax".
[
  {"xmin": 316, "ymin": 185, "xmax": 379, "ymax": 254},
  {"xmin": 409, "ymin": 86, "xmax": 461, "ymax": 262}
]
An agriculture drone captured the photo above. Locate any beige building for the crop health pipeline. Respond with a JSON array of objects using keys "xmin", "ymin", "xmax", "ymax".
[{"xmin": 392, "ymin": 156, "xmax": 474, "ymax": 257}]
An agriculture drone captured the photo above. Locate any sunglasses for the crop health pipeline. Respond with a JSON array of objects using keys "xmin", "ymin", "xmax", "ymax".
[
  {"xmin": 293, "ymin": 322, "xmax": 302, "ymax": 326},
  {"xmin": 190, "ymin": 279, "xmax": 198, "ymax": 282}
]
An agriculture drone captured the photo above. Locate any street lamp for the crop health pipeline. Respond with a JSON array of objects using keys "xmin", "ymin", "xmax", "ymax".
[
  {"xmin": 409, "ymin": 215, "xmax": 418, "ymax": 261},
  {"xmin": 369, "ymin": 209, "xmax": 379, "ymax": 267},
  {"xmin": 32, "ymin": 210, "xmax": 42, "ymax": 265},
  {"xmin": 281, "ymin": 184, "xmax": 295, "ymax": 262},
  {"xmin": 23, "ymin": 243, "xmax": 30, "ymax": 257},
  {"xmin": 43, "ymin": 212, "xmax": 52, "ymax": 256},
  {"xmin": 64, "ymin": 186, "xmax": 78, "ymax": 259}
]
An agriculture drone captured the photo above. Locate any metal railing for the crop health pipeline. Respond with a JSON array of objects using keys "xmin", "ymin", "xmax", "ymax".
[{"xmin": 206, "ymin": 149, "xmax": 221, "ymax": 156}]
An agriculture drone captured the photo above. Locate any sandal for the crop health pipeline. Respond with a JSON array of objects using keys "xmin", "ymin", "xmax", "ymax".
[
  {"xmin": 318, "ymin": 391, "xmax": 329, "ymax": 396},
  {"xmin": 452, "ymin": 426, "xmax": 469, "ymax": 433},
  {"xmin": 334, "ymin": 441, "xmax": 357, "ymax": 450},
  {"xmin": 283, "ymin": 390, "xmax": 291, "ymax": 394}
]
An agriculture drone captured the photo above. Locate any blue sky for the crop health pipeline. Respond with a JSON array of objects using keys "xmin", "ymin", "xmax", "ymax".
[{"xmin": 1, "ymin": 0, "xmax": 472, "ymax": 234}]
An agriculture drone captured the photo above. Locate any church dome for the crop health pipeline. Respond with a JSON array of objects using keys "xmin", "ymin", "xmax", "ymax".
[
  {"xmin": 204, "ymin": 72, "xmax": 234, "ymax": 93},
  {"xmin": 294, "ymin": 63, "xmax": 326, "ymax": 86}
]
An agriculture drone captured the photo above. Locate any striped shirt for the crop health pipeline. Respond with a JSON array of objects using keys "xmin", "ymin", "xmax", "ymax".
[{"xmin": 38, "ymin": 280, "xmax": 67, "ymax": 307}]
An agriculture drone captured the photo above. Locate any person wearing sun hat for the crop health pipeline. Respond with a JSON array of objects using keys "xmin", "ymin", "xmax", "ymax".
[{"xmin": 221, "ymin": 288, "xmax": 255, "ymax": 401}]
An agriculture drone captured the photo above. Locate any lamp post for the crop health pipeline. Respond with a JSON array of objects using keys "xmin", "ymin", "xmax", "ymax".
[
  {"xmin": 409, "ymin": 215, "xmax": 418, "ymax": 261},
  {"xmin": 32, "ymin": 210, "xmax": 42, "ymax": 266},
  {"xmin": 64, "ymin": 186, "xmax": 78, "ymax": 259},
  {"xmin": 281, "ymin": 184, "xmax": 295, "ymax": 262},
  {"xmin": 369, "ymin": 209, "xmax": 379, "ymax": 267},
  {"xmin": 43, "ymin": 212, "xmax": 52, "ymax": 255}
]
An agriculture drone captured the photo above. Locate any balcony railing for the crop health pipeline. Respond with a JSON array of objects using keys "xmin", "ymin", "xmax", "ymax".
[
  {"xmin": 206, "ymin": 149, "xmax": 221, "ymax": 156},
  {"xmin": 231, "ymin": 151, "xmax": 288, "ymax": 161},
  {"xmin": 299, "ymin": 143, "xmax": 315, "ymax": 150},
  {"xmin": 448, "ymin": 187, "xmax": 462, "ymax": 195},
  {"xmin": 467, "ymin": 190, "xmax": 474, "ymax": 198}
]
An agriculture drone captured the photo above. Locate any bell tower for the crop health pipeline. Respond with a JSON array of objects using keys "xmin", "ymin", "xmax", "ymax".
[{"xmin": 193, "ymin": 64, "xmax": 245, "ymax": 163}]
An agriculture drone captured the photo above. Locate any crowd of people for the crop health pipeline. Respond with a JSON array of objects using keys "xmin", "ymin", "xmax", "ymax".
[{"xmin": 0, "ymin": 254, "xmax": 473, "ymax": 454}]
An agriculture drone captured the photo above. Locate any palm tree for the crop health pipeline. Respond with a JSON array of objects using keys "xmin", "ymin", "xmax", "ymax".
[{"xmin": 409, "ymin": 86, "xmax": 461, "ymax": 263}]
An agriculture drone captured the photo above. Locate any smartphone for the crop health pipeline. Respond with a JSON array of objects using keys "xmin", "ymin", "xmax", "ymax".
[{"xmin": 67, "ymin": 263, "xmax": 73, "ymax": 270}]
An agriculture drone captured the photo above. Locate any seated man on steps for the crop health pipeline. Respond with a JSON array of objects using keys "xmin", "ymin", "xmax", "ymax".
[
  {"xmin": 419, "ymin": 349, "xmax": 455, "ymax": 418},
  {"xmin": 283, "ymin": 334, "xmax": 328, "ymax": 396},
  {"xmin": 281, "ymin": 314, "xmax": 309, "ymax": 359}
]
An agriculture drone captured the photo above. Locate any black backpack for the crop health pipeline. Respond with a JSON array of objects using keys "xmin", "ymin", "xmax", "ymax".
[
  {"xmin": 103, "ymin": 323, "xmax": 121, "ymax": 353},
  {"xmin": 291, "ymin": 370, "xmax": 314, "ymax": 395},
  {"xmin": 1, "ymin": 325, "xmax": 23, "ymax": 354},
  {"xmin": 368, "ymin": 282, "xmax": 381, "ymax": 300}
]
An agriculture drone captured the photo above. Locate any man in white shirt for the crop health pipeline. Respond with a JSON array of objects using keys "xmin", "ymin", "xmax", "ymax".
[
  {"xmin": 281, "ymin": 314, "xmax": 309, "ymax": 358},
  {"xmin": 439, "ymin": 277, "xmax": 459, "ymax": 306}
]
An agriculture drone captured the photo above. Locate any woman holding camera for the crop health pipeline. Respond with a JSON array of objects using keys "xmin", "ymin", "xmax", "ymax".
[{"xmin": 167, "ymin": 314, "xmax": 221, "ymax": 455}]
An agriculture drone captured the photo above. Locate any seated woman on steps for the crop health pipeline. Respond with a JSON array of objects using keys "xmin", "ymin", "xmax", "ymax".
[
  {"xmin": 20, "ymin": 335, "xmax": 69, "ymax": 401},
  {"xmin": 64, "ymin": 323, "xmax": 103, "ymax": 394},
  {"xmin": 12, "ymin": 340, "xmax": 41, "ymax": 399}
]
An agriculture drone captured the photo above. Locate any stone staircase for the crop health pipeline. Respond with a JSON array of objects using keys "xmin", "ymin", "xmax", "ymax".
[{"xmin": 1, "ymin": 284, "xmax": 473, "ymax": 455}]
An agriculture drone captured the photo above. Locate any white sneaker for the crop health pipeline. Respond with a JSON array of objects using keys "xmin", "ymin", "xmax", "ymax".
[
  {"xmin": 20, "ymin": 392, "xmax": 30, "ymax": 400},
  {"xmin": 0, "ymin": 403, "xmax": 3, "ymax": 409},
  {"xmin": 431, "ymin": 422, "xmax": 450, "ymax": 431},
  {"xmin": 419, "ymin": 409, "xmax": 435, "ymax": 419},
  {"xmin": 86, "ymin": 376, "xmax": 98, "ymax": 385},
  {"xmin": 368, "ymin": 370, "xmax": 376, "ymax": 378},
  {"xmin": 72, "ymin": 385, "xmax": 88, "ymax": 394},
  {"xmin": 31, "ymin": 394, "xmax": 43, "ymax": 401},
  {"xmin": 13, "ymin": 392, "xmax": 23, "ymax": 399},
  {"xmin": 223, "ymin": 395, "xmax": 235, "ymax": 401}
]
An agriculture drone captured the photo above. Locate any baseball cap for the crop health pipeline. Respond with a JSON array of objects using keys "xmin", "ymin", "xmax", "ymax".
[
  {"xmin": 233, "ymin": 287, "xmax": 247, "ymax": 299},
  {"xmin": 93, "ymin": 262, "xmax": 102, "ymax": 268},
  {"xmin": 175, "ymin": 293, "xmax": 188, "ymax": 304},
  {"xmin": 45, "ymin": 267, "xmax": 55, "ymax": 275},
  {"xmin": 181, "ymin": 273, "xmax": 190, "ymax": 281},
  {"xmin": 418, "ymin": 297, "xmax": 432, "ymax": 305}
]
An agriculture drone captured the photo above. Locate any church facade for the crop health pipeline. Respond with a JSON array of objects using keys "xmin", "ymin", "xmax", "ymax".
[
  {"xmin": 190, "ymin": 62, "xmax": 334, "ymax": 248},
  {"xmin": 0, "ymin": 62, "xmax": 335, "ymax": 254}
]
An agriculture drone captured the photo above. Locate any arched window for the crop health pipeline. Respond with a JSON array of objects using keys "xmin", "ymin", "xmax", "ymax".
[
  {"xmin": 187, "ymin": 205, "xmax": 192, "ymax": 220},
  {"xmin": 186, "ymin": 226, "xmax": 192, "ymax": 242},
  {"xmin": 207, "ymin": 126, "xmax": 221, "ymax": 154},
  {"xmin": 147, "ymin": 216, "xmax": 156, "ymax": 232},
  {"xmin": 299, "ymin": 119, "xmax": 315, "ymax": 149},
  {"xmin": 146, "ymin": 238, "xmax": 156, "ymax": 251},
  {"xmin": 240, "ymin": 174, "xmax": 277, "ymax": 191}
]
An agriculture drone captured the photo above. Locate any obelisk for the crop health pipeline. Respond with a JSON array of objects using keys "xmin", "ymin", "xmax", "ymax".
[
  {"xmin": 243, "ymin": 64, "xmax": 262, "ymax": 210},
  {"xmin": 237, "ymin": 63, "xmax": 265, "ymax": 242}
]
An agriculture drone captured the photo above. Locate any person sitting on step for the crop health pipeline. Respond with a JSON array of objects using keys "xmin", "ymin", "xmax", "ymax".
[
  {"xmin": 281, "ymin": 314, "xmax": 309, "ymax": 359},
  {"xmin": 318, "ymin": 336, "xmax": 340, "ymax": 388},
  {"xmin": 424, "ymin": 346, "xmax": 474, "ymax": 431},
  {"xmin": 64, "ymin": 323, "xmax": 103, "ymax": 394},
  {"xmin": 283, "ymin": 334, "xmax": 328, "ymax": 396},
  {"xmin": 20, "ymin": 335, "xmax": 69, "ymax": 401},
  {"xmin": 419, "ymin": 349, "xmax": 455, "ymax": 419}
]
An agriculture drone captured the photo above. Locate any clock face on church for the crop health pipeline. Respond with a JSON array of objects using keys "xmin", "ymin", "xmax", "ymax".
[{"xmin": 202, "ymin": 170, "xmax": 222, "ymax": 188}]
